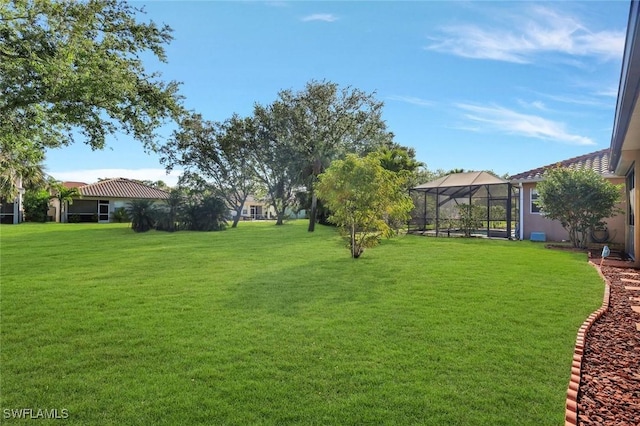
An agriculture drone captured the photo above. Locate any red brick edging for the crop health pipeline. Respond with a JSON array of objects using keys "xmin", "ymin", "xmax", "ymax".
[{"xmin": 564, "ymin": 262, "xmax": 611, "ymax": 425}]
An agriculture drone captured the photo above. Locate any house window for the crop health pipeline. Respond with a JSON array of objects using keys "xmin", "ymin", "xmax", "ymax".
[
  {"xmin": 242, "ymin": 209, "xmax": 247, "ymax": 215},
  {"xmin": 530, "ymin": 189, "xmax": 541, "ymax": 214}
]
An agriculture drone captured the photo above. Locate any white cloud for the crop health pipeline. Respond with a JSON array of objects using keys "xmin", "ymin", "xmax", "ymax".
[
  {"xmin": 595, "ymin": 85, "xmax": 620, "ymax": 98},
  {"xmin": 49, "ymin": 168, "xmax": 183, "ymax": 187},
  {"xmin": 456, "ymin": 103, "xmax": 595, "ymax": 146},
  {"xmin": 517, "ymin": 99, "xmax": 547, "ymax": 111},
  {"xmin": 387, "ymin": 95, "xmax": 434, "ymax": 107},
  {"xmin": 301, "ymin": 13, "xmax": 338, "ymax": 23},
  {"xmin": 426, "ymin": 6, "xmax": 624, "ymax": 64}
]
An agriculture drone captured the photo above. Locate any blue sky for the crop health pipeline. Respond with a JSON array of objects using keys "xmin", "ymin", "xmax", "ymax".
[{"xmin": 46, "ymin": 1, "xmax": 630, "ymax": 186}]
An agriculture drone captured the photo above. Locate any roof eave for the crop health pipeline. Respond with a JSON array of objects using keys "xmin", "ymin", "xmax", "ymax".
[{"xmin": 610, "ymin": 1, "xmax": 640, "ymax": 172}]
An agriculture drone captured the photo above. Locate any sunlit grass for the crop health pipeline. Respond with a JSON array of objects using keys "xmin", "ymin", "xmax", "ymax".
[{"xmin": 0, "ymin": 221, "xmax": 604, "ymax": 424}]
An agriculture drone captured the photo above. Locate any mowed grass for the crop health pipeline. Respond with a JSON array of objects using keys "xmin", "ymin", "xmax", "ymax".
[{"xmin": 0, "ymin": 221, "xmax": 604, "ymax": 425}]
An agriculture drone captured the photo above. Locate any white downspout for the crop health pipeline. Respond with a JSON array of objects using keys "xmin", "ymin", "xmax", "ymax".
[{"xmin": 519, "ymin": 182, "xmax": 524, "ymax": 240}]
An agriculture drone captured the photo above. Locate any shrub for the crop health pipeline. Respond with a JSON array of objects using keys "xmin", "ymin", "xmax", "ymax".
[
  {"xmin": 110, "ymin": 207, "xmax": 130, "ymax": 223},
  {"xmin": 126, "ymin": 200, "xmax": 157, "ymax": 233},
  {"xmin": 23, "ymin": 189, "xmax": 49, "ymax": 222},
  {"xmin": 180, "ymin": 195, "xmax": 228, "ymax": 231},
  {"xmin": 456, "ymin": 204, "xmax": 485, "ymax": 237}
]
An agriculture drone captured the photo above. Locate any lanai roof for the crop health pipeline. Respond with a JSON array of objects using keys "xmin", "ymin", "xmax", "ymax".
[
  {"xmin": 76, "ymin": 178, "xmax": 170, "ymax": 199},
  {"xmin": 413, "ymin": 171, "xmax": 508, "ymax": 190},
  {"xmin": 411, "ymin": 171, "xmax": 510, "ymax": 198}
]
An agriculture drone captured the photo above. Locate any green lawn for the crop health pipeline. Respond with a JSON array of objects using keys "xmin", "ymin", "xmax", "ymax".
[{"xmin": 0, "ymin": 221, "xmax": 604, "ymax": 425}]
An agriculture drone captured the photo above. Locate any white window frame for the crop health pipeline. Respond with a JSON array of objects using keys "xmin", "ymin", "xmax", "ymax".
[{"xmin": 530, "ymin": 189, "xmax": 542, "ymax": 214}]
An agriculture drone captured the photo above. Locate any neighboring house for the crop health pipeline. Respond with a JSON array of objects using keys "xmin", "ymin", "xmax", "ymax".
[
  {"xmin": 234, "ymin": 195, "xmax": 276, "ymax": 220},
  {"xmin": 0, "ymin": 177, "xmax": 24, "ymax": 224},
  {"xmin": 49, "ymin": 181, "xmax": 88, "ymax": 222},
  {"xmin": 610, "ymin": 0, "xmax": 640, "ymax": 265},
  {"xmin": 231, "ymin": 195, "xmax": 305, "ymax": 221},
  {"xmin": 510, "ymin": 149, "xmax": 626, "ymax": 245},
  {"xmin": 56, "ymin": 178, "xmax": 169, "ymax": 223}
]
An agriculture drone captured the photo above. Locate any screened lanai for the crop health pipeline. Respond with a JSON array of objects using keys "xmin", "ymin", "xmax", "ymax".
[{"xmin": 408, "ymin": 171, "xmax": 519, "ymax": 239}]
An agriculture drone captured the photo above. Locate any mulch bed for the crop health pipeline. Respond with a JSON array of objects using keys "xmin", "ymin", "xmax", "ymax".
[{"xmin": 577, "ymin": 264, "xmax": 640, "ymax": 425}]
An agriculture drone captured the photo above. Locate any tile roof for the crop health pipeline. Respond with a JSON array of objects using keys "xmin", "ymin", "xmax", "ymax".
[
  {"xmin": 62, "ymin": 181, "xmax": 87, "ymax": 188},
  {"xmin": 509, "ymin": 149, "xmax": 613, "ymax": 181},
  {"xmin": 78, "ymin": 178, "xmax": 170, "ymax": 199}
]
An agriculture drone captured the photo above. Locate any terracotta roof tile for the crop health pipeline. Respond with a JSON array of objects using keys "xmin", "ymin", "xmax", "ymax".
[
  {"xmin": 62, "ymin": 181, "xmax": 87, "ymax": 188},
  {"xmin": 78, "ymin": 178, "xmax": 169, "ymax": 199},
  {"xmin": 509, "ymin": 149, "xmax": 613, "ymax": 181}
]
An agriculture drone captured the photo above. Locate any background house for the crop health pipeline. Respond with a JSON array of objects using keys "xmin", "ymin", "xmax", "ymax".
[
  {"xmin": 233, "ymin": 195, "xmax": 276, "ymax": 220},
  {"xmin": 55, "ymin": 178, "xmax": 169, "ymax": 223},
  {"xmin": 510, "ymin": 149, "xmax": 626, "ymax": 245},
  {"xmin": 0, "ymin": 177, "xmax": 24, "ymax": 224}
]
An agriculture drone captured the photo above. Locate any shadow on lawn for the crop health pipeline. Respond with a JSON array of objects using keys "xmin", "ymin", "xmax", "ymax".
[{"xmin": 224, "ymin": 257, "xmax": 386, "ymax": 317}]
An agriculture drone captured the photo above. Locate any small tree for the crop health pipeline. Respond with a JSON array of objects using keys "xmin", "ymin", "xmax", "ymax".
[
  {"xmin": 316, "ymin": 153, "xmax": 414, "ymax": 258},
  {"xmin": 456, "ymin": 204, "xmax": 485, "ymax": 237},
  {"xmin": 535, "ymin": 167, "xmax": 622, "ymax": 248},
  {"xmin": 126, "ymin": 200, "xmax": 157, "ymax": 233},
  {"xmin": 48, "ymin": 180, "xmax": 80, "ymax": 222}
]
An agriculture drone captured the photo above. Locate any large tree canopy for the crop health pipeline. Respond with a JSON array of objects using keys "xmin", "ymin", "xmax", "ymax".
[
  {"xmin": 536, "ymin": 167, "xmax": 622, "ymax": 248},
  {"xmin": 1, "ymin": 0, "xmax": 183, "ymax": 199},
  {"xmin": 274, "ymin": 80, "xmax": 393, "ymax": 232},
  {"xmin": 162, "ymin": 113, "xmax": 261, "ymax": 228}
]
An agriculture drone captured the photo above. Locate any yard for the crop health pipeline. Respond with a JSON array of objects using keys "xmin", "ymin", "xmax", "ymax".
[{"xmin": 0, "ymin": 221, "xmax": 604, "ymax": 425}]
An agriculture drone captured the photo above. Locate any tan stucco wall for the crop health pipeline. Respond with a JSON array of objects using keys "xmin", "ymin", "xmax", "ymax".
[
  {"xmin": 520, "ymin": 179, "xmax": 625, "ymax": 245},
  {"xmin": 619, "ymin": 149, "xmax": 640, "ymax": 263}
]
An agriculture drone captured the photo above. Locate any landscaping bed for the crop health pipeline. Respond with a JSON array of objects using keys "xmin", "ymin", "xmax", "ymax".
[{"xmin": 577, "ymin": 265, "xmax": 640, "ymax": 425}]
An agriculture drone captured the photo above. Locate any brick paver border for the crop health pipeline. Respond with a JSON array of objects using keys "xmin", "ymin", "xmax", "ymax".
[{"xmin": 564, "ymin": 262, "xmax": 611, "ymax": 426}]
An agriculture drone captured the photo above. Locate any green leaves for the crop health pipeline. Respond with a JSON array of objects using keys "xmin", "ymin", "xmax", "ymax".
[
  {"xmin": 536, "ymin": 167, "xmax": 623, "ymax": 248},
  {"xmin": 316, "ymin": 153, "xmax": 414, "ymax": 258},
  {"xmin": 1, "ymin": 0, "xmax": 183, "ymax": 190}
]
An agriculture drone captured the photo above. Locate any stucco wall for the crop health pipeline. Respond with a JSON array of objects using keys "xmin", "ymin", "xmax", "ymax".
[{"xmin": 520, "ymin": 179, "xmax": 626, "ymax": 245}]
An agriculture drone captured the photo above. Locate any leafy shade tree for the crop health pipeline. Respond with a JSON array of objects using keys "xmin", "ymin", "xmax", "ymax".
[
  {"xmin": 126, "ymin": 199, "xmax": 157, "ymax": 233},
  {"xmin": 535, "ymin": 167, "xmax": 622, "ymax": 248},
  {"xmin": 48, "ymin": 180, "xmax": 80, "ymax": 222},
  {"xmin": 252, "ymin": 101, "xmax": 302, "ymax": 225},
  {"xmin": 316, "ymin": 153, "xmax": 414, "ymax": 258},
  {"xmin": 161, "ymin": 113, "xmax": 260, "ymax": 228},
  {"xmin": 23, "ymin": 189, "xmax": 50, "ymax": 222},
  {"xmin": 274, "ymin": 80, "xmax": 393, "ymax": 232},
  {"xmin": 1, "ymin": 0, "xmax": 183, "ymax": 196}
]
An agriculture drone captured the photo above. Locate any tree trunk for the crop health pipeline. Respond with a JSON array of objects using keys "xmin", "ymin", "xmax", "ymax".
[
  {"xmin": 231, "ymin": 205, "xmax": 242, "ymax": 228},
  {"xmin": 308, "ymin": 191, "xmax": 317, "ymax": 232}
]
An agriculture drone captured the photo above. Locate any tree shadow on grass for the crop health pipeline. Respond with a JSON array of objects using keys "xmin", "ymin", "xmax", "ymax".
[{"xmin": 223, "ymin": 257, "xmax": 387, "ymax": 317}]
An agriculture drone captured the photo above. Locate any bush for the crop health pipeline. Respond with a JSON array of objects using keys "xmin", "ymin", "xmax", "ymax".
[
  {"xmin": 23, "ymin": 189, "xmax": 49, "ymax": 222},
  {"xmin": 126, "ymin": 200, "xmax": 157, "ymax": 233},
  {"xmin": 110, "ymin": 207, "xmax": 130, "ymax": 223},
  {"xmin": 457, "ymin": 204, "xmax": 485, "ymax": 237},
  {"xmin": 180, "ymin": 195, "xmax": 228, "ymax": 231}
]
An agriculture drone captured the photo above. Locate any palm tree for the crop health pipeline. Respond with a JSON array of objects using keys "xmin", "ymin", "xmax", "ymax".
[
  {"xmin": 48, "ymin": 179, "xmax": 80, "ymax": 222},
  {"xmin": 0, "ymin": 150, "xmax": 46, "ymax": 202},
  {"xmin": 126, "ymin": 199, "xmax": 157, "ymax": 232}
]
